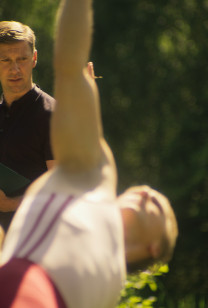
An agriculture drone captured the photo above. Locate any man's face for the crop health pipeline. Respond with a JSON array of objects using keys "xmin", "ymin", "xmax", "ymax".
[
  {"xmin": 118, "ymin": 186, "xmax": 166, "ymax": 270},
  {"xmin": 125, "ymin": 194, "xmax": 165, "ymax": 273},
  {"xmin": 0, "ymin": 41, "xmax": 37, "ymax": 102}
]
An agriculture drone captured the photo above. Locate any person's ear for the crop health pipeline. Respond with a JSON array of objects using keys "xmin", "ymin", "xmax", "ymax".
[
  {"xmin": 32, "ymin": 50, "xmax": 37, "ymax": 68},
  {"xmin": 148, "ymin": 241, "xmax": 161, "ymax": 259}
]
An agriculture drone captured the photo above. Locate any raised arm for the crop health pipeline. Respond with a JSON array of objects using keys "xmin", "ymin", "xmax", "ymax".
[{"xmin": 51, "ymin": 0, "xmax": 104, "ymax": 172}]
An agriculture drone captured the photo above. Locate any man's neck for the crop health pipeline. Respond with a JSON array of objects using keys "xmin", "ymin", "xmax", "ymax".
[
  {"xmin": 4, "ymin": 84, "xmax": 34, "ymax": 107},
  {"xmin": 5, "ymin": 94, "xmax": 23, "ymax": 107}
]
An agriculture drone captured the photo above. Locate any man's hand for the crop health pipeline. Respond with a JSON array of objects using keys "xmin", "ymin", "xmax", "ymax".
[
  {"xmin": 0, "ymin": 190, "xmax": 22, "ymax": 212},
  {"xmin": 87, "ymin": 62, "xmax": 103, "ymax": 79},
  {"xmin": 87, "ymin": 62, "xmax": 95, "ymax": 79}
]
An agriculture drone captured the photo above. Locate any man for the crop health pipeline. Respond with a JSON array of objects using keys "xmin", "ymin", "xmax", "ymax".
[
  {"xmin": 0, "ymin": 0, "xmax": 178, "ymax": 307},
  {"xmin": 0, "ymin": 21, "xmax": 55, "ymax": 231}
]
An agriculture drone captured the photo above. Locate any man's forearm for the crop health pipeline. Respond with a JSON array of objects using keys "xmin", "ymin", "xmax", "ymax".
[
  {"xmin": 51, "ymin": 0, "xmax": 104, "ymax": 171},
  {"xmin": 54, "ymin": 0, "xmax": 93, "ymax": 75}
]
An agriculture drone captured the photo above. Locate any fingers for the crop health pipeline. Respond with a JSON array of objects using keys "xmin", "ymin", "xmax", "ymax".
[
  {"xmin": 87, "ymin": 61, "xmax": 95, "ymax": 79},
  {"xmin": 87, "ymin": 62, "xmax": 103, "ymax": 79}
]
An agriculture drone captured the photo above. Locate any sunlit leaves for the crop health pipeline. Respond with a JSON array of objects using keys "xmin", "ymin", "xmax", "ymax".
[{"xmin": 117, "ymin": 265, "xmax": 169, "ymax": 308}]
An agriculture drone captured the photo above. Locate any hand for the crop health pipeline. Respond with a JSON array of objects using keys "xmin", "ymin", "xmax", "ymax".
[
  {"xmin": 87, "ymin": 62, "xmax": 95, "ymax": 79},
  {"xmin": 87, "ymin": 62, "xmax": 103, "ymax": 79},
  {"xmin": 0, "ymin": 190, "xmax": 22, "ymax": 212}
]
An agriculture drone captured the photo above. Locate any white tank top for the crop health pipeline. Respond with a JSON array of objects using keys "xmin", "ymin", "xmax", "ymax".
[{"xmin": 1, "ymin": 167, "xmax": 126, "ymax": 308}]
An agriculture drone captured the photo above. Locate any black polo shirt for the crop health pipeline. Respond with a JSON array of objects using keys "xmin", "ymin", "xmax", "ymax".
[{"xmin": 0, "ymin": 85, "xmax": 55, "ymax": 196}]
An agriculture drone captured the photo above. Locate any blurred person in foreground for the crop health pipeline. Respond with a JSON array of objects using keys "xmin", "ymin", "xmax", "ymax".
[
  {"xmin": 0, "ymin": 20, "xmax": 55, "ymax": 232},
  {"xmin": 0, "ymin": 0, "xmax": 178, "ymax": 307}
]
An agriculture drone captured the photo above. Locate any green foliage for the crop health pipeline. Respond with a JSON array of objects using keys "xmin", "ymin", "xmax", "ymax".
[
  {"xmin": 92, "ymin": 0, "xmax": 208, "ymax": 304},
  {"xmin": 117, "ymin": 265, "xmax": 169, "ymax": 308}
]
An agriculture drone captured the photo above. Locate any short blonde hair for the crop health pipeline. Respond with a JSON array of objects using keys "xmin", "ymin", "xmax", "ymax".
[
  {"xmin": 0, "ymin": 21, "xmax": 36, "ymax": 52},
  {"xmin": 157, "ymin": 191, "xmax": 178, "ymax": 263}
]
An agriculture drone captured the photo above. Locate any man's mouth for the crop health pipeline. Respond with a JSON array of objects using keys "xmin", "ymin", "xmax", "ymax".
[{"xmin": 8, "ymin": 77, "xmax": 22, "ymax": 82}]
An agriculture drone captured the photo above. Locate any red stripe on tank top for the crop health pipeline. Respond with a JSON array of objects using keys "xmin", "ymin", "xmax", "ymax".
[
  {"xmin": 24, "ymin": 195, "xmax": 74, "ymax": 259},
  {"xmin": 15, "ymin": 194, "xmax": 74, "ymax": 258},
  {"xmin": 15, "ymin": 193, "xmax": 56, "ymax": 256}
]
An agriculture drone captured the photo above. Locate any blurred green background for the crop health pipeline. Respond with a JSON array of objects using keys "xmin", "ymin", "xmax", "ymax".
[{"xmin": 1, "ymin": 0, "xmax": 208, "ymax": 306}]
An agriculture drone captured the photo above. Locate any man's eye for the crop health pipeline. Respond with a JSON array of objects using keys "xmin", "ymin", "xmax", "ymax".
[{"xmin": 0, "ymin": 59, "xmax": 9, "ymax": 62}]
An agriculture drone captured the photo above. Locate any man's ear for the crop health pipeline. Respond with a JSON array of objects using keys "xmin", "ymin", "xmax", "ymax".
[
  {"xmin": 148, "ymin": 241, "xmax": 161, "ymax": 259},
  {"xmin": 33, "ymin": 50, "xmax": 37, "ymax": 68}
]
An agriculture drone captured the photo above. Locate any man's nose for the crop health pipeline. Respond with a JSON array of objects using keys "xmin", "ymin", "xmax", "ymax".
[{"xmin": 10, "ymin": 61, "xmax": 20, "ymax": 73}]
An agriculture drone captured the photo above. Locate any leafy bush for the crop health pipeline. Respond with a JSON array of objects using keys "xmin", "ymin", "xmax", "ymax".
[{"xmin": 117, "ymin": 264, "xmax": 169, "ymax": 308}]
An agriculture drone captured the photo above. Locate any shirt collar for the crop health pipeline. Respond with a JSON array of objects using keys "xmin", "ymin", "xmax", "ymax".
[{"xmin": 0, "ymin": 85, "xmax": 38, "ymax": 109}]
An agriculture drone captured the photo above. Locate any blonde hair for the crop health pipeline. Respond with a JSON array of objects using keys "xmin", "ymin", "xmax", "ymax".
[
  {"xmin": 0, "ymin": 21, "xmax": 36, "ymax": 52},
  {"xmin": 157, "ymin": 192, "xmax": 178, "ymax": 263}
]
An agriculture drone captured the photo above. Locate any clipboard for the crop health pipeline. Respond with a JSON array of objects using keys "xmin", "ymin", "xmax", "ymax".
[{"xmin": 0, "ymin": 163, "xmax": 31, "ymax": 195}]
